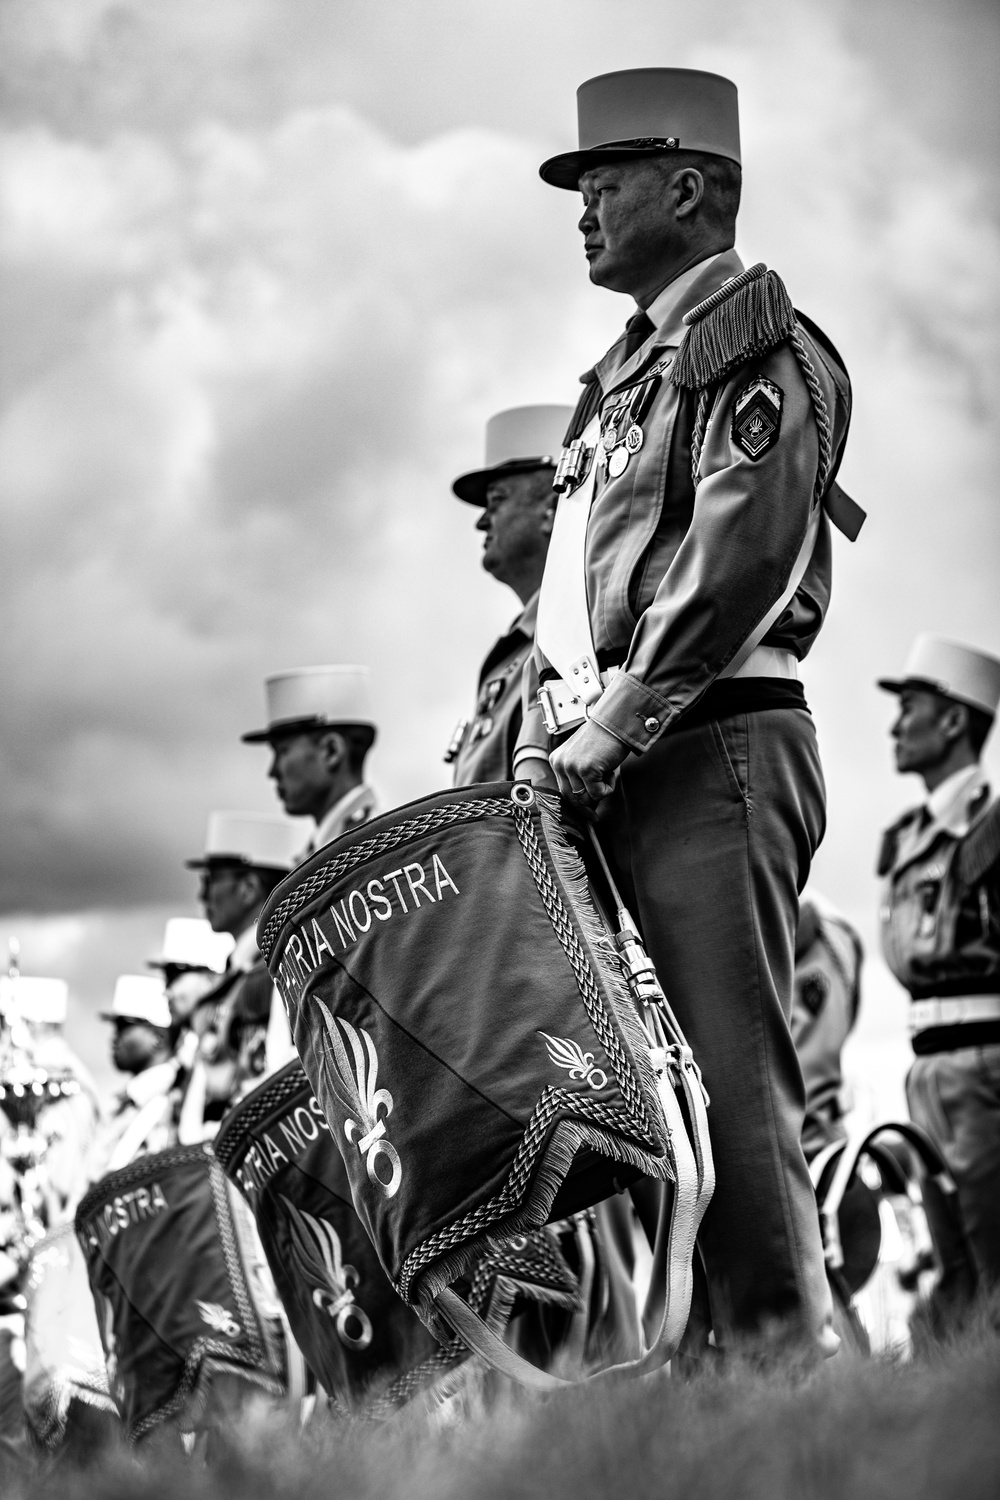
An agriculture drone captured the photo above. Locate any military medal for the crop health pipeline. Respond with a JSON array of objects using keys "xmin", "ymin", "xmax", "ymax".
[
  {"xmin": 607, "ymin": 446, "xmax": 629, "ymax": 478},
  {"xmin": 602, "ymin": 424, "xmax": 618, "ymax": 451},
  {"xmin": 625, "ymin": 424, "xmax": 643, "ymax": 454}
]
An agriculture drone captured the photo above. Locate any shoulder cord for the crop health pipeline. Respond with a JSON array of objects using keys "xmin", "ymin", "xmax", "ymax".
[{"xmin": 690, "ymin": 327, "xmax": 833, "ymax": 503}]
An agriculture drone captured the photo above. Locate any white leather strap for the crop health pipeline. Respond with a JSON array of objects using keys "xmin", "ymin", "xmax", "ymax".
[
  {"xmin": 432, "ymin": 1036, "xmax": 714, "ymax": 1389},
  {"xmin": 536, "ymin": 417, "xmax": 602, "ymax": 698},
  {"xmin": 719, "ymin": 500, "xmax": 822, "ymax": 679}
]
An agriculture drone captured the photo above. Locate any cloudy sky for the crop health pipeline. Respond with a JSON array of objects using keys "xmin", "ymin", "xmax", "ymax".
[{"xmin": 2, "ymin": 0, "xmax": 998, "ymax": 1094}]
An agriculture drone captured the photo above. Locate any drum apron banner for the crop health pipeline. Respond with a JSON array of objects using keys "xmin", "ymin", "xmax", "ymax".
[
  {"xmin": 214, "ymin": 1060, "xmax": 448, "ymax": 1409},
  {"xmin": 256, "ymin": 782, "xmax": 672, "ymax": 1324},
  {"xmin": 75, "ymin": 1142, "xmax": 284, "ymax": 1441},
  {"xmin": 23, "ymin": 1224, "xmax": 118, "ymax": 1448}
]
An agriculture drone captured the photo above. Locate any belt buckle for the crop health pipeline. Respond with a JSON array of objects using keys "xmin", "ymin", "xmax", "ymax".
[{"xmin": 537, "ymin": 680, "xmax": 587, "ymax": 735}]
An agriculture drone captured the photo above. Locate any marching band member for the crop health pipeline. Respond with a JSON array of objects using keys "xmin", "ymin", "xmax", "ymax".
[
  {"xmin": 242, "ymin": 666, "xmax": 379, "ymax": 1070},
  {"xmin": 446, "ymin": 407, "xmax": 567, "ymax": 785},
  {"xmin": 179, "ymin": 813, "xmax": 301, "ymax": 1136},
  {"xmin": 451, "ymin": 405, "xmax": 641, "ymax": 1370},
  {"xmin": 877, "ymin": 635, "xmax": 1000, "ymax": 1323},
  {"xmin": 86, "ymin": 976, "xmax": 176, "ymax": 1179},
  {"xmin": 147, "ymin": 916, "xmax": 232, "ymax": 1045},
  {"xmin": 244, "ymin": 666, "xmax": 378, "ymax": 858},
  {"xmin": 515, "ymin": 67, "xmax": 861, "ymax": 1354}
]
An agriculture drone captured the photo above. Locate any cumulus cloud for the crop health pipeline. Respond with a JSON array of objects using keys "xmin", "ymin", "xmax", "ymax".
[{"xmin": 1, "ymin": 0, "xmax": 998, "ymax": 1096}]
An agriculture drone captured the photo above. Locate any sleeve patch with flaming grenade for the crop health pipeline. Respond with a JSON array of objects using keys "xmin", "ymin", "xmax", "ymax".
[{"xmin": 731, "ymin": 376, "xmax": 783, "ymax": 459}]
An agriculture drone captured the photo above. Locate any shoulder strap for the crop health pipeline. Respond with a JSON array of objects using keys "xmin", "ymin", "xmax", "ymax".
[{"xmin": 954, "ymin": 797, "xmax": 1000, "ymax": 887}]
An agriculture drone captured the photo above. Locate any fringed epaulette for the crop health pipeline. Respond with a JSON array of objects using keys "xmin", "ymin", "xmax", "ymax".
[
  {"xmin": 669, "ymin": 263, "xmax": 796, "ymax": 390},
  {"xmin": 955, "ymin": 797, "xmax": 1000, "ymax": 888}
]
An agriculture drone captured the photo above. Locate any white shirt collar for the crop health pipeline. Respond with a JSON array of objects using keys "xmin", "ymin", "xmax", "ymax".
[
  {"xmin": 926, "ymin": 763, "xmax": 987, "ymax": 827},
  {"xmin": 644, "ymin": 252, "xmax": 726, "ymax": 333},
  {"xmin": 308, "ymin": 783, "xmax": 378, "ymax": 858},
  {"xmin": 229, "ymin": 924, "xmax": 261, "ymax": 973}
]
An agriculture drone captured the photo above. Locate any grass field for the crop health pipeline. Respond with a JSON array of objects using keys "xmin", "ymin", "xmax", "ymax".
[{"xmin": 6, "ymin": 1307, "xmax": 1000, "ymax": 1500}]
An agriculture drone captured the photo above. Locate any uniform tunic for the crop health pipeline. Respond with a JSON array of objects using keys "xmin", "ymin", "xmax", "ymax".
[
  {"xmin": 879, "ymin": 764, "xmax": 1000, "ymax": 1289},
  {"xmin": 518, "ymin": 249, "xmax": 853, "ymax": 1344},
  {"xmin": 451, "ymin": 595, "xmax": 537, "ymax": 788}
]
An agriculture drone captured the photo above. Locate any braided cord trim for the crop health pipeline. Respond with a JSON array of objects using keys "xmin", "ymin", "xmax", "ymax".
[
  {"xmin": 259, "ymin": 797, "xmax": 514, "ymax": 959},
  {"xmin": 397, "ymin": 1082, "xmax": 652, "ymax": 1301},
  {"xmin": 691, "ymin": 386, "xmax": 711, "ymax": 488},
  {"xmin": 207, "ymin": 1156, "xmax": 271, "ymax": 1369},
  {"xmin": 789, "ymin": 326, "xmax": 834, "ymax": 502},
  {"xmin": 76, "ymin": 1142, "xmax": 212, "ymax": 1223},
  {"xmin": 214, "ymin": 1064, "xmax": 308, "ymax": 1171},
  {"xmin": 512, "ymin": 806, "xmax": 653, "ymax": 1139},
  {"xmin": 396, "ymin": 804, "xmax": 662, "ymax": 1302},
  {"xmin": 683, "ymin": 261, "xmax": 768, "ymax": 326}
]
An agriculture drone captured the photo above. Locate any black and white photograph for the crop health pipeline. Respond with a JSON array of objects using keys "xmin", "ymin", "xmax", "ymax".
[{"xmin": 0, "ymin": 1, "xmax": 997, "ymax": 1494}]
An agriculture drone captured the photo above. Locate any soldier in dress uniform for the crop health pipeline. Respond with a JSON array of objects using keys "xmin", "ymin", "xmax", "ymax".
[
  {"xmin": 446, "ymin": 405, "xmax": 568, "ymax": 784},
  {"xmin": 877, "ymin": 634, "xmax": 1000, "ymax": 1319},
  {"xmin": 147, "ymin": 917, "xmax": 232, "ymax": 1040},
  {"xmin": 450, "ymin": 405, "xmax": 640, "ymax": 1370},
  {"xmin": 515, "ymin": 68, "xmax": 863, "ymax": 1353},
  {"xmin": 243, "ymin": 667, "xmax": 379, "ymax": 1070},
  {"xmin": 243, "ymin": 666, "xmax": 378, "ymax": 859},
  {"xmin": 179, "ymin": 813, "xmax": 302, "ymax": 1135},
  {"xmin": 86, "ymin": 977, "xmax": 176, "ymax": 1179}
]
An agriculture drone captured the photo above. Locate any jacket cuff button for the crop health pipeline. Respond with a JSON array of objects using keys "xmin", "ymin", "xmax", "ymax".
[{"xmin": 644, "ymin": 716, "xmax": 660, "ymax": 734}]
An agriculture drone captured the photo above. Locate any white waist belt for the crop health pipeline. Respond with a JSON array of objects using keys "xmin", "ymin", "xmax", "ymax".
[
  {"xmin": 723, "ymin": 646, "xmax": 799, "ymax": 681},
  {"xmin": 537, "ymin": 649, "xmax": 798, "ymax": 736},
  {"xmin": 909, "ymin": 995, "xmax": 1000, "ymax": 1034}
]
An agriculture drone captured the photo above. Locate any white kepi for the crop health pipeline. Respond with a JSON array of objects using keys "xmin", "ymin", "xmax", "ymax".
[
  {"xmin": 185, "ymin": 811, "xmax": 304, "ymax": 871},
  {"xmin": 101, "ymin": 975, "xmax": 171, "ymax": 1030},
  {"xmin": 878, "ymin": 635, "xmax": 1000, "ymax": 718},
  {"xmin": 242, "ymin": 666, "xmax": 375, "ymax": 745},
  {"xmin": 148, "ymin": 917, "xmax": 233, "ymax": 974},
  {"xmin": 451, "ymin": 405, "xmax": 574, "ymax": 506}
]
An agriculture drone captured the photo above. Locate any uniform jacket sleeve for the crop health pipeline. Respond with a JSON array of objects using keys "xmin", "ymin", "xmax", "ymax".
[{"xmin": 589, "ymin": 340, "xmax": 828, "ymax": 753}]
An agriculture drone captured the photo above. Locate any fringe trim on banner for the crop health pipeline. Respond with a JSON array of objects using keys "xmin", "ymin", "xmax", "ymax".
[
  {"xmin": 669, "ymin": 263, "xmax": 797, "ymax": 391},
  {"xmin": 410, "ymin": 1111, "xmax": 666, "ymax": 1322}
]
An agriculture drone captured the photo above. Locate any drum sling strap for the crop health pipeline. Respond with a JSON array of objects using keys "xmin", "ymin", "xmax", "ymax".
[
  {"xmin": 809, "ymin": 1119, "xmax": 957, "ymax": 1280},
  {"xmin": 536, "ymin": 412, "xmax": 824, "ymax": 703},
  {"xmin": 433, "ymin": 827, "xmax": 715, "ymax": 1389}
]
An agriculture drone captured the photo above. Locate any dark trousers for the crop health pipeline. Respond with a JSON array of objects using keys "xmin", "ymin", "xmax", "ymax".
[{"xmin": 600, "ymin": 706, "xmax": 832, "ymax": 1343}]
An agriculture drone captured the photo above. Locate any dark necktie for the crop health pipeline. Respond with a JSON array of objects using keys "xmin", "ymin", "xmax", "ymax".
[
  {"xmin": 564, "ymin": 311, "xmax": 656, "ymax": 444},
  {"xmin": 620, "ymin": 309, "xmax": 655, "ymax": 362}
]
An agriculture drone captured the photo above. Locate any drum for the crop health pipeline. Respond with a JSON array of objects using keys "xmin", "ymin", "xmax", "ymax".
[
  {"xmin": 23, "ymin": 1225, "xmax": 118, "ymax": 1449},
  {"xmin": 256, "ymin": 782, "xmax": 685, "ymax": 1356},
  {"xmin": 214, "ymin": 1060, "xmax": 449, "ymax": 1409},
  {"xmin": 75, "ymin": 1142, "xmax": 284, "ymax": 1441}
]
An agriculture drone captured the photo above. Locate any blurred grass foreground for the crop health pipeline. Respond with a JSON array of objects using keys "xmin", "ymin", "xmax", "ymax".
[{"xmin": 5, "ymin": 1311, "xmax": 1000, "ymax": 1500}]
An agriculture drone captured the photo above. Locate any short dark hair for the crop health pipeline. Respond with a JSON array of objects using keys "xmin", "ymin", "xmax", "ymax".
[
  {"xmin": 253, "ymin": 865, "xmax": 289, "ymax": 899},
  {"xmin": 967, "ymin": 706, "xmax": 994, "ymax": 756},
  {"xmin": 322, "ymin": 723, "xmax": 376, "ymax": 775},
  {"xmin": 653, "ymin": 149, "xmax": 742, "ymax": 230}
]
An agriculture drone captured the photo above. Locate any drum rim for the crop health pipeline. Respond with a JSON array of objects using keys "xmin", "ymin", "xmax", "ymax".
[{"xmin": 213, "ymin": 1059, "xmax": 311, "ymax": 1174}]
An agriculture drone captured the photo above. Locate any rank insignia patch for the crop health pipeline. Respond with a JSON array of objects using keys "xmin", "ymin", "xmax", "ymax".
[{"xmin": 732, "ymin": 376, "xmax": 783, "ymax": 460}]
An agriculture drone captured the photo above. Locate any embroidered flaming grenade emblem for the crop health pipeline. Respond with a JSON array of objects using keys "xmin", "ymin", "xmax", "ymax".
[
  {"xmin": 731, "ymin": 375, "xmax": 783, "ymax": 460},
  {"xmin": 280, "ymin": 1196, "xmax": 373, "ymax": 1350},
  {"xmin": 317, "ymin": 1003, "xmax": 402, "ymax": 1198},
  {"xmin": 196, "ymin": 1300, "xmax": 241, "ymax": 1338},
  {"xmin": 539, "ymin": 1032, "xmax": 608, "ymax": 1090}
]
